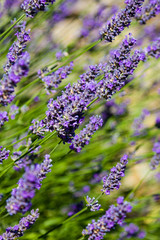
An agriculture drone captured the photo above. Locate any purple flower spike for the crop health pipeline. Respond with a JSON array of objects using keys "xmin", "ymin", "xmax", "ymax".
[
  {"xmin": 70, "ymin": 115, "xmax": 103, "ymax": 152},
  {"xmin": 0, "ymin": 21, "xmax": 31, "ymax": 106},
  {"xmin": 82, "ymin": 196, "xmax": 132, "ymax": 240},
  {"xmin": 21, "ymin": 0, "xmax": 55, "ymax": 18},
  {"xmin": 102, "ymin": 154, "xmax": 128, "ymax": 195},
  {"xmin": 86, "ymin": 196, "xmax": 101, "ymax": 212},
  {"xmin": 97, "ymin": 34, "xmax": 146, "ymax": 99},
  {"xmin": 135, "ymin": 0, "xmax": 160, "ymax": 24},
  {"xmin": 6, "ymin": 155, "xmax": 52, "ymax": 215},
  {"xmin": 0, "ymin": 111, "xmax": 8, "ymax": 128},
  {"xmin": 38, "ymin": 62, "xmax": 74, "ymax": 95},
  {"xmin": 0, "ymin": 209, "xmax": 39, "ymax": 239},
  {"xmin": 100, "ymin": 0, "xmax": 144, "ymax": 42},
  {"xmin": 147, "ymin": 37, "xmax": 160, "ymax": 59},
  {"xmin": 0, "ymin": 147, "xmax": 10, "ymax": 164},
  {"xmin": 150, "ymin": 141, "xmax": 160, "ymax": 169}
]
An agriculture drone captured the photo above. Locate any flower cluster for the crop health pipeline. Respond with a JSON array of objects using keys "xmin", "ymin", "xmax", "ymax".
[
  {"xmin": 100, "ymin": 0, "xmax": 144, "ymax": 42},
  {"xmin": 86, "ymin": 196, "xmax": 101, "ymax": 212},
  {"xmin": 0, "ymin": 21, "xmax": 30, "ymax": 106},
  {"xmin": 102, "ymin": 154, "xmax": 128, "ymax": 195},
  {"xmin": 0, "ymin": 147, "xmax": 10, "ymax": 164},
  {"xmin": 146, "ymin": 37, "xmax": 160, "ymax": 59},
  {"xmin": 97, "ymin": 34, "xmax": 146, "ymax": 99},
  {"xmin": 150, "ymin": 141, "xmax": 160, "ymax": 169},
  {"xmin": 6, "ymin": 155, "xmax": 52, "ymax": 215},
  {"xmin": 12, "ymin": 145, "xmax": 41, "ymax": 171},
  {"xmin": 0, "ymin": 209, "xmax": 39, "ymax": 239},
  {"xmin": 135, "ymin": 0, "xmax": 160, "ymax": 24},
  {"xmin": 70, "ymin": 115, "xmax": 103, "ymax": 152},
  {"xmin": 82, "ymin": 196, "xmax": 132, "ymax": 240},
  {"xmin": 38, "ymin": 62, "xmax": 74, "ymax": 94},
  {"xmin": 0, "ymin": 111, "xmax": 8, "ymax": 128},
  {"xmin": 21, "ymin": 0, "xmax": 55, "ymax": 18},
  {"xmin": 40, "ymin": 64, "xmax": 103, "ymax": 142},
  {"xmin": 119, "ymin": 223, "xmax": 146, "ymax": 239}
]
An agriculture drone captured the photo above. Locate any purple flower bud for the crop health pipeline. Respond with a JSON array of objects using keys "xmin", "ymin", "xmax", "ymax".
[
  {"xmin": 21, "ymin": 0, "xmax": 55, "ymax": 18},
  {"xmin": 135, "ymin": 0, "xmax": 160, "ymax": 24},
  {"xmin": 0, "ymin": 146, "xmax": 10, "ymax": 164},
  {"xmin": 100, "ymin": 0, "xmax": 144, "ymax": 42},
  {"xmin": 82, "ymin": 196, "xmax": 132, "ymax": 240},
  {"xmin": 0, "ymin": 111, "xmax": 8, "ymax": 127},
  {"xmin": 102, "ymin": 154, "xmax": 128, "ymax": 195},
  {"xmin": 86, "ymin": 196, "xmax": 101, "ymax": 212},
  {"xmin": 0, "ymin": 209, "xmax": 39, "ymax": 239},
  {"xmin": 6, "ymin": 155, "xmax": 52, "ymax": 215},
  {"xmin": 70, "ymin": 115, "xmax": 103, "ymax": 152}
]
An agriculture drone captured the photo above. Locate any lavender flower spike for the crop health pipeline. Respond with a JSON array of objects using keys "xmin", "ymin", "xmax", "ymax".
[
  {"xmin": 0, "ymin": 209, "xmax": 39, "ymax": 240},
  {"xmin": 150, "ymin": 141, "xmax": 160, "ymax": 169},
  {"xmin": 38, "ymin": 62, "xmax": 74, "ymax": 95},
  {"xmin": 86, "ymin": 196, "xmax": 101, "ymax": 212},
  {"xmin": 102, "ymin": 154, "xmax": 128, "ymax": 195},
  {"xmin": 147, "ymin": 37, "xmax": 160, "ymax": 59},
  {"xmin": 6, "ymin": 154, "xmax": 52, "ymax": 215},
  {"xmin": 97, "ymin": 34, "xmax": 146, "ymax": 99},
  {"xmin": 0, "ymin": 111, "xmax": 8, "ymax": 128},
  {"xmin": 0, "ymin": 147, "xmax": 10, "ymax": 164},
  {"xmin": 135, "ymin": 0, "xmax": 160, "ymax": 24},
  {"xmin": 21, "ymin": 0, "xmax": 55, "ymax": 18},
  {"xmin": 100, "ymin": 0, "xmax": 144, "ymax": 42},
  {"xmin": 82, "ymin": 196, "xmax": 132, "ymax": 240},
  {"xmin": 70, "ymin": 115, "xmax": 103, "ymax": 152}
]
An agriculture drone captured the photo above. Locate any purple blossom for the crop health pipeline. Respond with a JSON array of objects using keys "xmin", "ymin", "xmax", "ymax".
[
  {"xmin": 70, "ymin": 115, "xmax": 103, "ymax": 152},
  {"xmin": 21, "ymin": 0, "xmax": 55, "ymax": 18},
  {"xmin": 0, "ymin": 209, "xmax": 39, "ymax": 239},
  {"xmin": 0, "ymin": 21, "xmax": 30, "ymax": 106},
  {"xmin": 31, "ymin": 34, "xmax": 147, "ymax": 143},
  {"xmin": 97, "ymin": 34, "xmax": 146, "ymax": 99},
  {"xmin": 102, "ymin": 154, "xmax": 128, "ymax": 195},
  {"xmin": 82, "ymin": 196, "xmax": 132, "ymax": 240},
  {"xmin": 86, "ymin": 196, "xmax": 101, "ymax": 212},
  {"xmin": 135, "ymin": 0, "xmax": 160, "ymax": 24},
  {"xmin": 38, "ymin": 62, "xmax": 74, "ymax": 94},
  {"xmin": 100, "ymin": 0, "xmax": 144, "ymax": 42},
  {"xmin": 119, "ymin": 223, "xmax": 146, "ymax": 239},
  {"xmin": 42, "ymin": 64, "xmax": 103, "ymax": 142},
  {"xmin": 0, "ymin": 111, "xmax": 9, "ymax": 128},
  {"xmin": 0, "ymin": 146, "xmax": 10, "ymax": 164},
  {"xmin": 6, "ymin": 154, "xmax": 52, "ymax": 215},
  {"xmin": 146, "ymin": 37, "xmax": 160, "ymax": 59},
  {"xmin": 150, "ymin": 141, "xmax": 160, "ymax": 169},
  {"xmin": 12, "ymin": 145, "xmax": 41, "ymax": 171}
]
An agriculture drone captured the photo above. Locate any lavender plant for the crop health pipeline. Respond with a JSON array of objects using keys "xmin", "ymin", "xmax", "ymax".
[{"xmin": 0, "ymin": 0, "xmax": 160, "ymax": 239}]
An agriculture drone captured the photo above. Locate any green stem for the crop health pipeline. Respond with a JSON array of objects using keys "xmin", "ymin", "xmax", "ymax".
[
  {"xmin": 0, "ymin": 14, "xmax": 25, "ymax": 44},
  {"xmin": 125, "ymin": 170, "xmax": 151, "ymax": 201}
]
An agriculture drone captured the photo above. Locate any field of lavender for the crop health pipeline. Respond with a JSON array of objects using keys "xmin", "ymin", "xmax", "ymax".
[{"xmin": 0, "ymin": 0, "xmax": 160, "ymax": 239}]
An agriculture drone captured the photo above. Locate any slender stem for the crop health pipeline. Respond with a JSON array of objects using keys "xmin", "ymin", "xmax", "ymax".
[
  {"xmin": 125, "ymin": 170, "xmax": 151, "ymax": 201},
  {"xmin": 0, "ymin": 14, "xmax": 25, "ymax": 43}
]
